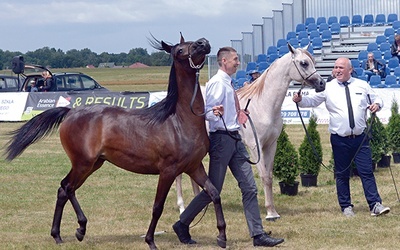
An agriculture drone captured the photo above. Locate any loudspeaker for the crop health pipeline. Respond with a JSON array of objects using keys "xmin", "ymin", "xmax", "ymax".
[{"xmin": 12, "ymin": 55, "xmax": 24, "ymax": 74}]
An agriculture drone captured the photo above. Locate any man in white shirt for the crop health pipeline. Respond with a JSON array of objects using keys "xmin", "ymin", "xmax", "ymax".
[
  {"xmin": 292, "ymin": 57, "xmax": 390, "ymax": 217},
  {"xmin": 173, "ymin": 47, "xmax": 284, "ymax": 247}
]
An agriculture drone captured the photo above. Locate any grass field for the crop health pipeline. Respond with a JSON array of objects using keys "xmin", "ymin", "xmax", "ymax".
[{"xmin": 1, "ymin": 66, "xmax": 400, "ymax": 249}]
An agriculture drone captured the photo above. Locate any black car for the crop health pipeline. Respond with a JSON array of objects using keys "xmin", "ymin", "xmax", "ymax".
[
  {"xmin": 0, "ymin": 75, "xmax": 21, "ymax": 92},
  {"xmin": 20, "ymin": 65, "xmax": 108, "ymax": 92}
]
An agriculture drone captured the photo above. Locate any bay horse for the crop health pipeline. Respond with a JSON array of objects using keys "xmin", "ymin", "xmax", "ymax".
[
  {"xmin": 237, "ymin": 44, "xmax": 325, "ymax": 220},
  {"xmin": 5, "ymin": 35, "xmax": 227, "ymax": 250},
  {"xmin": 175, "ymin": 44, "xmax": 326, "ymax": 220}
]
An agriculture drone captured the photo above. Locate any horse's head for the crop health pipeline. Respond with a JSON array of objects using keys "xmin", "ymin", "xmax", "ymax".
[
  {"xmin": 149, "ymin": 33, "xmax": 211, "ymax": 70},
  {"xmin": 288, "ymin": 44, "xmax": 326, "ymax": 92}
]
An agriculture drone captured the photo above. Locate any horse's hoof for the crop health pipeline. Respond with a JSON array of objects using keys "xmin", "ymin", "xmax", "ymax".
[
  {"xmin": 53, "ymin": 236, "xmax": 63, "ymax": 244},
  {"xmin": 217, "ymin": 236, "xmax": 227, "ymax": 248},
  {"xmin": 75, "ymin": 230, "xmax": 85, "ymax": 242},
  {"xmin": 265, "ymin": 215, "xmax": 280, "ymax": 221}
]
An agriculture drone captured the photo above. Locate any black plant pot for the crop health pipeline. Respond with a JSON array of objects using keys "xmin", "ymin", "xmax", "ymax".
[
  {"xmin": 393, "ymin": 152, "xmax": 400, "ymax": 164},
  {"xmin": 378, "ymin": 155, "xmax": 391, "ymax": 168},
  {"xmin": 300, "ymin": 173, "xmax": 318, "ymax": 187},
  {"xmin": 278, "ymin": 181, "xmax": 299, "ymax": 196}
]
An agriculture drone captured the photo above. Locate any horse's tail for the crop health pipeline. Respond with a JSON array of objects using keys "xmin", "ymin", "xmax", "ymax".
[{"xmin": 4, "ymin": 107, "xmax": 71, "ymax": 161}]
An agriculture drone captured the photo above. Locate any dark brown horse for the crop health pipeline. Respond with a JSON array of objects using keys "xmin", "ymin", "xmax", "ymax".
[{"xmin": 5, "ymin": 35, "xmax": 226, "ymax": 250}]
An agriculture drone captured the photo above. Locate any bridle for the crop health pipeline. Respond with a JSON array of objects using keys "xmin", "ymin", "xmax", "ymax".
[{"xmin": 291, "ymin": 53, "xmax": 318, "ymax": 89}]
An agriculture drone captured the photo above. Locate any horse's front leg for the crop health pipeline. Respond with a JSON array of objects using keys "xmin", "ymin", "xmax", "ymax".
[
  {"xmin": 190, "ymin": 164, "xmax": 227, "ymax": 248},
  {"xmin": 144, "ymin": 174, "xmax": 175, "ymax": 250}
]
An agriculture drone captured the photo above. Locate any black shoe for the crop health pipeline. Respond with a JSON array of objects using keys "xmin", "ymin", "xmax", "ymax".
[
  {"xmin": 253, "ymin": 232, "xmax": 284, "ymax": 247},
  {"xmin": 172, "ymin": 221, "xmax": 197, "ymax": 244}
]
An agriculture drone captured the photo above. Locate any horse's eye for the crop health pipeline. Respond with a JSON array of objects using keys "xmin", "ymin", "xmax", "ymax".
[
  {"xmin": 300, "ymin": 60, "xmax": 309, "ymax": 67},
  {"xmin": 178, "ymin": 49, "xmax": 183, "ymax": 54}
]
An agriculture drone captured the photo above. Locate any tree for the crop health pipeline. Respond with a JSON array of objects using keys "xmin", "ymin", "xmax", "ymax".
[
  {"xmin": 273, "ymin": 124, "xmax": 299, "ymax": 185},
  {"xmin": 298, "ymin": 112, "xmax": 322, "ymax": 176}
]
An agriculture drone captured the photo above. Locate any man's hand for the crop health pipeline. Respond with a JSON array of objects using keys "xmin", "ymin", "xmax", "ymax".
[
  {"xmin": 213, "ymin": 105, "xmax": 224, "ymax": 117},
  {"xmin": 292, "ymin": 92, "xmax": 302, "ymax": 103}
]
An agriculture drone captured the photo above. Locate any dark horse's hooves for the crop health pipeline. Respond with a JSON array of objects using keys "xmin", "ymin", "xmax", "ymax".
[
  {"xmin": 217, "ymin": 236, "xmax": 227, "ymax": 248},
  {"xmin": 75, "ymin": 228, "xmax": 85, "ymax": 242},
  {"xmin": 53, "ymin": 236, "xmax": 63, "ymax": 244}
]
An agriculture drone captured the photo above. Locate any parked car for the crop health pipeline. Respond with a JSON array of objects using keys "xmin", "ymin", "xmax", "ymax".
[
  {"xmin": 7, "ymin": 64, "xmax": 108, "ymax": 92},
  {"xmin": 0, "ymin": 75, "xmax": 21, "ymax": 92}
]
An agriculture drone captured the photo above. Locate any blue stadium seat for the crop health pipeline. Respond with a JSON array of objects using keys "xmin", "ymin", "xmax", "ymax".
[
  {"xmin": 258, "ymin": 62, "xmax": 270, "ymax": 72},
  {"xmin": 257, "ymin": 54, "xmax": 268, "ymax": 63},
  {"xmin": 307, "ymin": 44, "xmax": 314, "ymax": 55},
  {"xmin": 392, "ymin": 20, "xmax": 400, "ymax": 30},
  {"xmin": 388, "ymin": 35, "xmax": 395, "ymax": 44},
  {"xmin": 311, "ymin": 37, "xmax": 323, "ymax": 50},
  {"xmin": 351, "ymin": 15, "xmax": 362, "ymax": 27},
  {"xmin": 307, "ymin": 23, "xmax": 318, "ymax": 34},
  {"xmin": 387, "ymin": 58, "xmax": 400, "ymax": 71},
  {"xmin": 288, "ymin": 38, "xmax": 299, "ymax": 48},
  {"xmin": 358, "ymin": 50, "xmax": 368, "ymax": 61},
  {"xmin": 267, "ymin": 46, "xmax": 278, "ymax": 55},
  {"xmin": 380, "ymin": 42, "xmax": 391, "ymax": 53},
  {"xmin": 286, "ymin": 31, "xmax": 297, "ymax": 41},
  {"xmin": 321, "ymin": 30, "xmax": 332, "ymax": 42},
  {"xmin": 367, "ymin": 42, "xmax": 379, "ymax": 52},
  {"xmin": 384, "ymin": 28, "xmax": 395, "ymax": 37},
  {"xmin": 339, "ymin": 15, "xmax": 350, "ymax": 27},
  {"xmin": 300, "ymin": 38, "xmax": 310, "ymax": 47},
  {"xmin": 235, "ymin": 78, "xmax": 247, "ymax": 89},
  {"xmin": 319, "ymin": 23, "xmax": 329, "ymax": 33},
  {"xmin": 316, "ymin": 17, "xmax": 327, "ymax": 27},
  {"xmin": 353, "ymin": 67, "xmax": 364, "ymax": 77},
  {"xmin": 309, "ymin": 30, "xmax": 320, "ymax": 40},
  {"xmin": 305, "ymin": 17, "xmax": 316, "ymax": 26},
  {"xmin": 387, "ymin": 13, "xmax": 398, "ymax": 25},
  {"xmin": 277, "ymin": 38, "xmax": 287, "ymax": 48},
  {"xmin": 369, "ymin": 75, "xmax": 382, "ymax": 87},
  {"xmin": 375, "ymin": 14, "xmax": 386, "ymax": 26},
  {"xmin": 278, "ymin": 46, "xmax": 289, "ymax": 57},
  {"xmin": 296, "ymin": 23, "xmax": 306, "ymax": 34},
  {"xmin": 363, "ymin": 14, "xmax": 374, "ymax": 26},
  {"xmin": 375, "ymin": 35, "xmax": 387, "ymax": 45},
  {"xmin": 235, "ymin": 70, "xmax": 247, "ymax": 79},
  {"xmin": 357, "ymin": 75, "xmax": 368, "ymax": 82},
  {"xmin": 385, "ymin": 75, "xmax": 397, "ymax": 87},
  {"xmin": 373, "ymin": 50, "xmax": 382, "ymax": 60},
  {"xmin": 246, "ymin": 62, "xmax": 257, "ymax": 72},
  {"xmin": 297, "ymin": 30, "xmax": 309, "ymax": 40},
  {"xmin": 383, "ymin": 50, "xmax": 393, "ymax": 62},
  {"xmin": 268, "ymin": 53, "xmax": 279, "ymax": 63},
  {"xmin": 394, "ymin": 66, "xmax": 400, "ymax": 79},
  {"xmin": 330, "ymin": 22, "xmax": 341, "ymax": 34},
  {"xmin": 328, "ymin": 16, "xmax": 338, "ymax": 26},
  {"xmin": 350, "ymin": 59, "xmax": 360, "ymax": 68}
]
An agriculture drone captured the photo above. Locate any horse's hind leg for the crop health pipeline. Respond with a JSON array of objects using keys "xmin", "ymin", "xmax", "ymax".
[{"xmin": 50, "ymin": 159, "xmax": 104, "ymax": 244}]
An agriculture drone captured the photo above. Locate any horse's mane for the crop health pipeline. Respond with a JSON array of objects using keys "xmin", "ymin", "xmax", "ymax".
[
  {"xmin": 136, "ymin": 37, "xmax": 178, "ymax": 125},
  {"xmin": 237, "ymin": 47, "xmax": 314, "ymax": 100}
]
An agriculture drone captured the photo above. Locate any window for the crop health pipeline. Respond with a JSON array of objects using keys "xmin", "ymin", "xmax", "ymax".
[{"xmin": 81, "ymin": 75, "xmax": 96, "ymax": 89}]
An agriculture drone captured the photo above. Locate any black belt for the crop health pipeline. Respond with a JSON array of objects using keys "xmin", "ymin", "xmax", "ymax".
[
  {"xmin": 334, "ymin": 132, "xmax": 364, "ymax": 139},
  {"xmin": 210, "ymin": 130, "xmax": 239, "ymax": 135}
]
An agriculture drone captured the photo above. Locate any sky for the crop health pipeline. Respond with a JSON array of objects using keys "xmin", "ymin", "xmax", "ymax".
[{"xmin": 0, "ymin": 0, "xmax": 288, "ymax": 55}]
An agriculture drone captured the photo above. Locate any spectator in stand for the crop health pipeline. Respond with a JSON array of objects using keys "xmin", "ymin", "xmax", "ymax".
[
  {"xmin": 39, "ymin": 71, "xmax": 54, "ymax": 92},
  {"xmin": 390, "ymin": 34, "xmax": 400, "ymax": 63},
  {"xmin": 363, "ymin": 52, "xmax": 386, "ymax": 81},
  {"xmin": 244, "ymin": 69, "xmax": 261, "ymax": 85},
  {"xmin": 26, "ymin": 79, "xmax": 38, "ymax": 92}
]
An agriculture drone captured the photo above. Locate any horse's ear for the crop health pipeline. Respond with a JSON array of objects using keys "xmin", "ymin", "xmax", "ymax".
[
  {"xmin": 180, "ymin": 32, "xmax": 185, "ymax": 44},
  {"xmin": 288, "ymin": 43, "xmax": 296, "ymax": 55},
  {"xmin": 302, "ymin": 43, "xmax": 310, "ymax": 51},
  {"xmin": 161, "ymin": 41, "xmax": 172, "ymax": 53}
]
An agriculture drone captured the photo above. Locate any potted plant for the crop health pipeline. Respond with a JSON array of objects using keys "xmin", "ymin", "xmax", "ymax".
[
  {"xmin": 273, "ymin": 124, "xmax": 299, "ymax": 196},
  {"xmin": 367, "ymin": 114, "xmax": 390, "ymax": 168},
  {"xmin": 386, "ymin": 98, "xmax": 400, "ymax": 163},
  {"xmin": 298, "ymin": 112, "xmax": 322, "ymax": 186}
]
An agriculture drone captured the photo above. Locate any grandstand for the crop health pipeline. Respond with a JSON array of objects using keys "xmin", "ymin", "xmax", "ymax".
[{"xmin": 208, "ymin": 0, "xmax": 400, "ymax": 89}]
